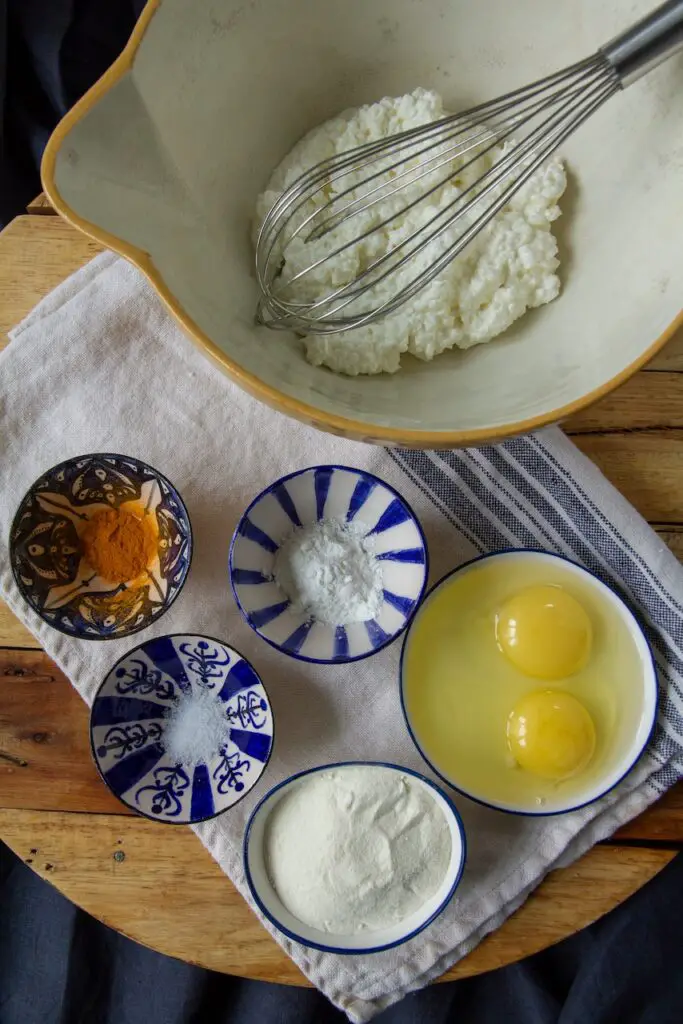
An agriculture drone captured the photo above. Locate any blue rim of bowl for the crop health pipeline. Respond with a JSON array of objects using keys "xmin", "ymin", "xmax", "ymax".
[
  {"xmin": 228, "ymin": 464, "xmax": 430, "ymax": 665},
  {"xmin": 89, "ymin": 631, "xmax": 274, "ymax": 824},
  {"xmin": 243, "ymin": 760, "xmax": 467, "ymax": 954},
  {"xmin": 399, "ymin": 548, "xmax": 659, "ymax": 818},
  {"xmin": 9, "ymin": 452, "xmax": 194, "ymax": 642}
]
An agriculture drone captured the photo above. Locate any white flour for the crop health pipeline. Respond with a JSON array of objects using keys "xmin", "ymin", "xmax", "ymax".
[
  {"xmin": 264, "ymin": 766, "xmax": 452, "ymax": 934},
  {"xmin": 273, "ymin": 518, "xmax": 382, "ymax": 625},
  {"xmin": 255, "ymin": 87, "xmax": 566, "ymax": 375}
]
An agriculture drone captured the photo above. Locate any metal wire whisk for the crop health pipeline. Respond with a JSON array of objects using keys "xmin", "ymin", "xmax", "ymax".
[{"xmin": 255, "ymin": 0, "xmax": 683, "ymax": 335}]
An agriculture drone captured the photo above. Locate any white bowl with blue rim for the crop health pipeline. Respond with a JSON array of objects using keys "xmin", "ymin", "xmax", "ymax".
[
  {"xmin": 90, "ymin": 633, "xmax": 274, "ymax": 824},
  {"xmin": 400, "ymin": 549, "xmax": 658, "ymax": 816},
  {"xmin": 243, "ymin": 761, "xmax": 467, "ymax": 953},
  {"xmin": 9, "ymin": 452, "xmax": 192, "ymax": 640},
  {"xmin": 229, "ymin": 465, "xmax": 428, "ymax": 663}
]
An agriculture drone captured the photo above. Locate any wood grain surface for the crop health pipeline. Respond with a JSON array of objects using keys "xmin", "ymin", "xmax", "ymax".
[
  {"xmin": 0, "ymin": 806, "xmax": 673, "ymax": 985},
  {"xmin": 1, "ymin": 198, "xmax": 682, "ymax": 986},
  {"xmin": 26, "ymin": 193, "xmax": 59, "ymax": 215}
]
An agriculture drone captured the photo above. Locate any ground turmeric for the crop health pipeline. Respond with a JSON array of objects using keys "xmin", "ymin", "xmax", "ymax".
[{"xmin": 82, "ymin": 507, "xmax": 155, "ymax": 584}]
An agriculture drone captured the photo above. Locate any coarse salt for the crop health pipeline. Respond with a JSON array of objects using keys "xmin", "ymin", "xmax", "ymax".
[
  {"xmin": 273, "ymin": 518, "xmax": 383, "ymax": 625},
  {"xmin": 163, "ymin": 687, "xmax": 229, "ymax": 767}
]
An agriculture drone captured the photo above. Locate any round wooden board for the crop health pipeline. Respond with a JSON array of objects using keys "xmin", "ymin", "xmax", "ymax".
[
  {"xmin": 0, "ymin": 809, "xmax": 675, "ymax": 983},
  {"xmin": 0, "ymin": 204, "xmax": 681, "ymax": 987}
]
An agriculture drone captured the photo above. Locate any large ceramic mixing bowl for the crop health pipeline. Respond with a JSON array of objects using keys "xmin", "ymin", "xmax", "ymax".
[{"xmin": 42, "ymin": 0, "xmax": 683, "ymax": 447}]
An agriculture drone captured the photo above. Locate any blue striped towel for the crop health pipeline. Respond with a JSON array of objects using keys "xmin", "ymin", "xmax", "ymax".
[{"xmin": 1, "ymin": 252, "xmax": 681, "ymax": 1021}]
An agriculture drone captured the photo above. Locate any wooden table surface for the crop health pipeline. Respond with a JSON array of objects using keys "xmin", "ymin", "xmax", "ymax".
[{"xmin": 1, "ymin": 199, "xmax": 683, "ymax": 985}]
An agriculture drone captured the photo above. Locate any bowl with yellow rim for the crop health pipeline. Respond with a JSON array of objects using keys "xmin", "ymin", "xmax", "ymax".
[
  {"xmin": 9, "ymin": 452, "xmax": 192, "ymax": 640},
  {"xmin": 40, "ymin": 0, "xmax": 682, "ymax": 448}
]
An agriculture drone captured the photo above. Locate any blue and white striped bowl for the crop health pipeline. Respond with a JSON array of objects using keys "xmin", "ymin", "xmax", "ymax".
[{"xmin": 229, "ymin": 466, "xmax": 428, "ymax": 663}]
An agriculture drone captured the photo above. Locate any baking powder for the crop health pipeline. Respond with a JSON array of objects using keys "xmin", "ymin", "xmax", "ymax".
[{"xmin": 273, "ymin": 517, "xmax": 383, "ymax": 625}]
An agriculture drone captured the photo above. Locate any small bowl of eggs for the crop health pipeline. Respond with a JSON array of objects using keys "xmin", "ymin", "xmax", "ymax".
[{"xmin": 400, "ymin": 550, "xmax": 657, "ymax": 815}]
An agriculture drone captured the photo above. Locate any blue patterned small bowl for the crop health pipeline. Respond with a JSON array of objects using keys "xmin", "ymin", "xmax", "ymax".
[
  {"xmin": 9, "ymin": 453, "xmax": 192, "ymax": 640},
  {"xmin": 90, "ymin": 633, "xmax": 274, "ymax": 824},
  {"xmin": 229, "ymin": 465, "xmax": 428, "ymax": 663}
]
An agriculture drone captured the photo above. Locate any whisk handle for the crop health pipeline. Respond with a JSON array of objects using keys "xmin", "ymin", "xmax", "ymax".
[{"xmin": 601, "ymin": 0, "xmax": 683, "ymax": 86}]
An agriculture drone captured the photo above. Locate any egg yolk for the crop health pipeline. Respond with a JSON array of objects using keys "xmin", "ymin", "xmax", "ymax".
[
  {"xmin": 507, "ymin": 690, "xmax": 596, "ymax": 781},
  {"xmin": 496, "ymin": 585, "xmax": 592, "ymax": 679}
]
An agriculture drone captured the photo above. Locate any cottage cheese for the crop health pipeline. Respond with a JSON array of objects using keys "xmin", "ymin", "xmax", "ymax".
[{"xmin": 255, "ymin": 88, "xmax": 567, "ymax": 376}]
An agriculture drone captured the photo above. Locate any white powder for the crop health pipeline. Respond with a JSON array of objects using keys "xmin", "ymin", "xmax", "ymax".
[
  {"xmin": 163, "ymin": 688, "xmax": 229, "ymax": 767},
  {"xmin": 264, "ymin": 766, "xmax": 452, "ymax": 933},
  {"xmin": 255, "ymin": 87, "xmax": 567, "ymax": 376},
  {"xmin": 273, "ymin": 518, "xmax": 383, "ymax": 625}
]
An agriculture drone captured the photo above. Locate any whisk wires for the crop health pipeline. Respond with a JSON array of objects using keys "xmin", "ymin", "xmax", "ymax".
[{"xmin": 255, "ymin": 53, "xmax": 620, "ymax": 334}]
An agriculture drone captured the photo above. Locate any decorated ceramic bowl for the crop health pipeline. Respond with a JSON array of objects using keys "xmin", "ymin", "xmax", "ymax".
[
  {"xmin": 90, "ymin": 633, "xmax": 274, "ymax": 824},
  {"xmin": 9, "ymin": 453, "xmax": 192, "ymax": 640},
  {"xmin": 229, "ymin": 465, "xmax": 428, "ymax": 663}
]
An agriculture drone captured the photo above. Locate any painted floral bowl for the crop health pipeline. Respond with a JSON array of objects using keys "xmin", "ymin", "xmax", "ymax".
[
  {"xmin": 9, "ymin": 453, "xmax": 192, "ymax": 640},
  {"xmin": 229, "ymin": 465, "xmax": 428, "ymax": 663},
  {"xmin": 90, "ymin": 633, "xmax": 274, "ymax": 824}
]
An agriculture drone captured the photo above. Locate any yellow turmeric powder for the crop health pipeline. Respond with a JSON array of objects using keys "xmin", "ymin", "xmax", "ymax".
[{"xmin": 82, "ymin": 507, "xmax": 155, "ymax": 584}]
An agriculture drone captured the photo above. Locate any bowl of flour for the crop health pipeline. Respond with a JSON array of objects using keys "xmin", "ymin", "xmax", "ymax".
[
  {"xmin": 229, "ymin": 465, "xmax": 428, "ymax": 662},
  {"xmin": 243, "ymin": 762, "xmax": 466, "ymax": 953}
]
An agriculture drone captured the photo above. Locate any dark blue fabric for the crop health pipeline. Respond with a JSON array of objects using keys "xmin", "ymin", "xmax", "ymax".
[
  {"xmin": 0, "ymin": 0, "xmax": 145, "ymax": 225},
  {"xmin": 2, "ymin": 840, "xmax": 683, "ymax": 1024}
]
